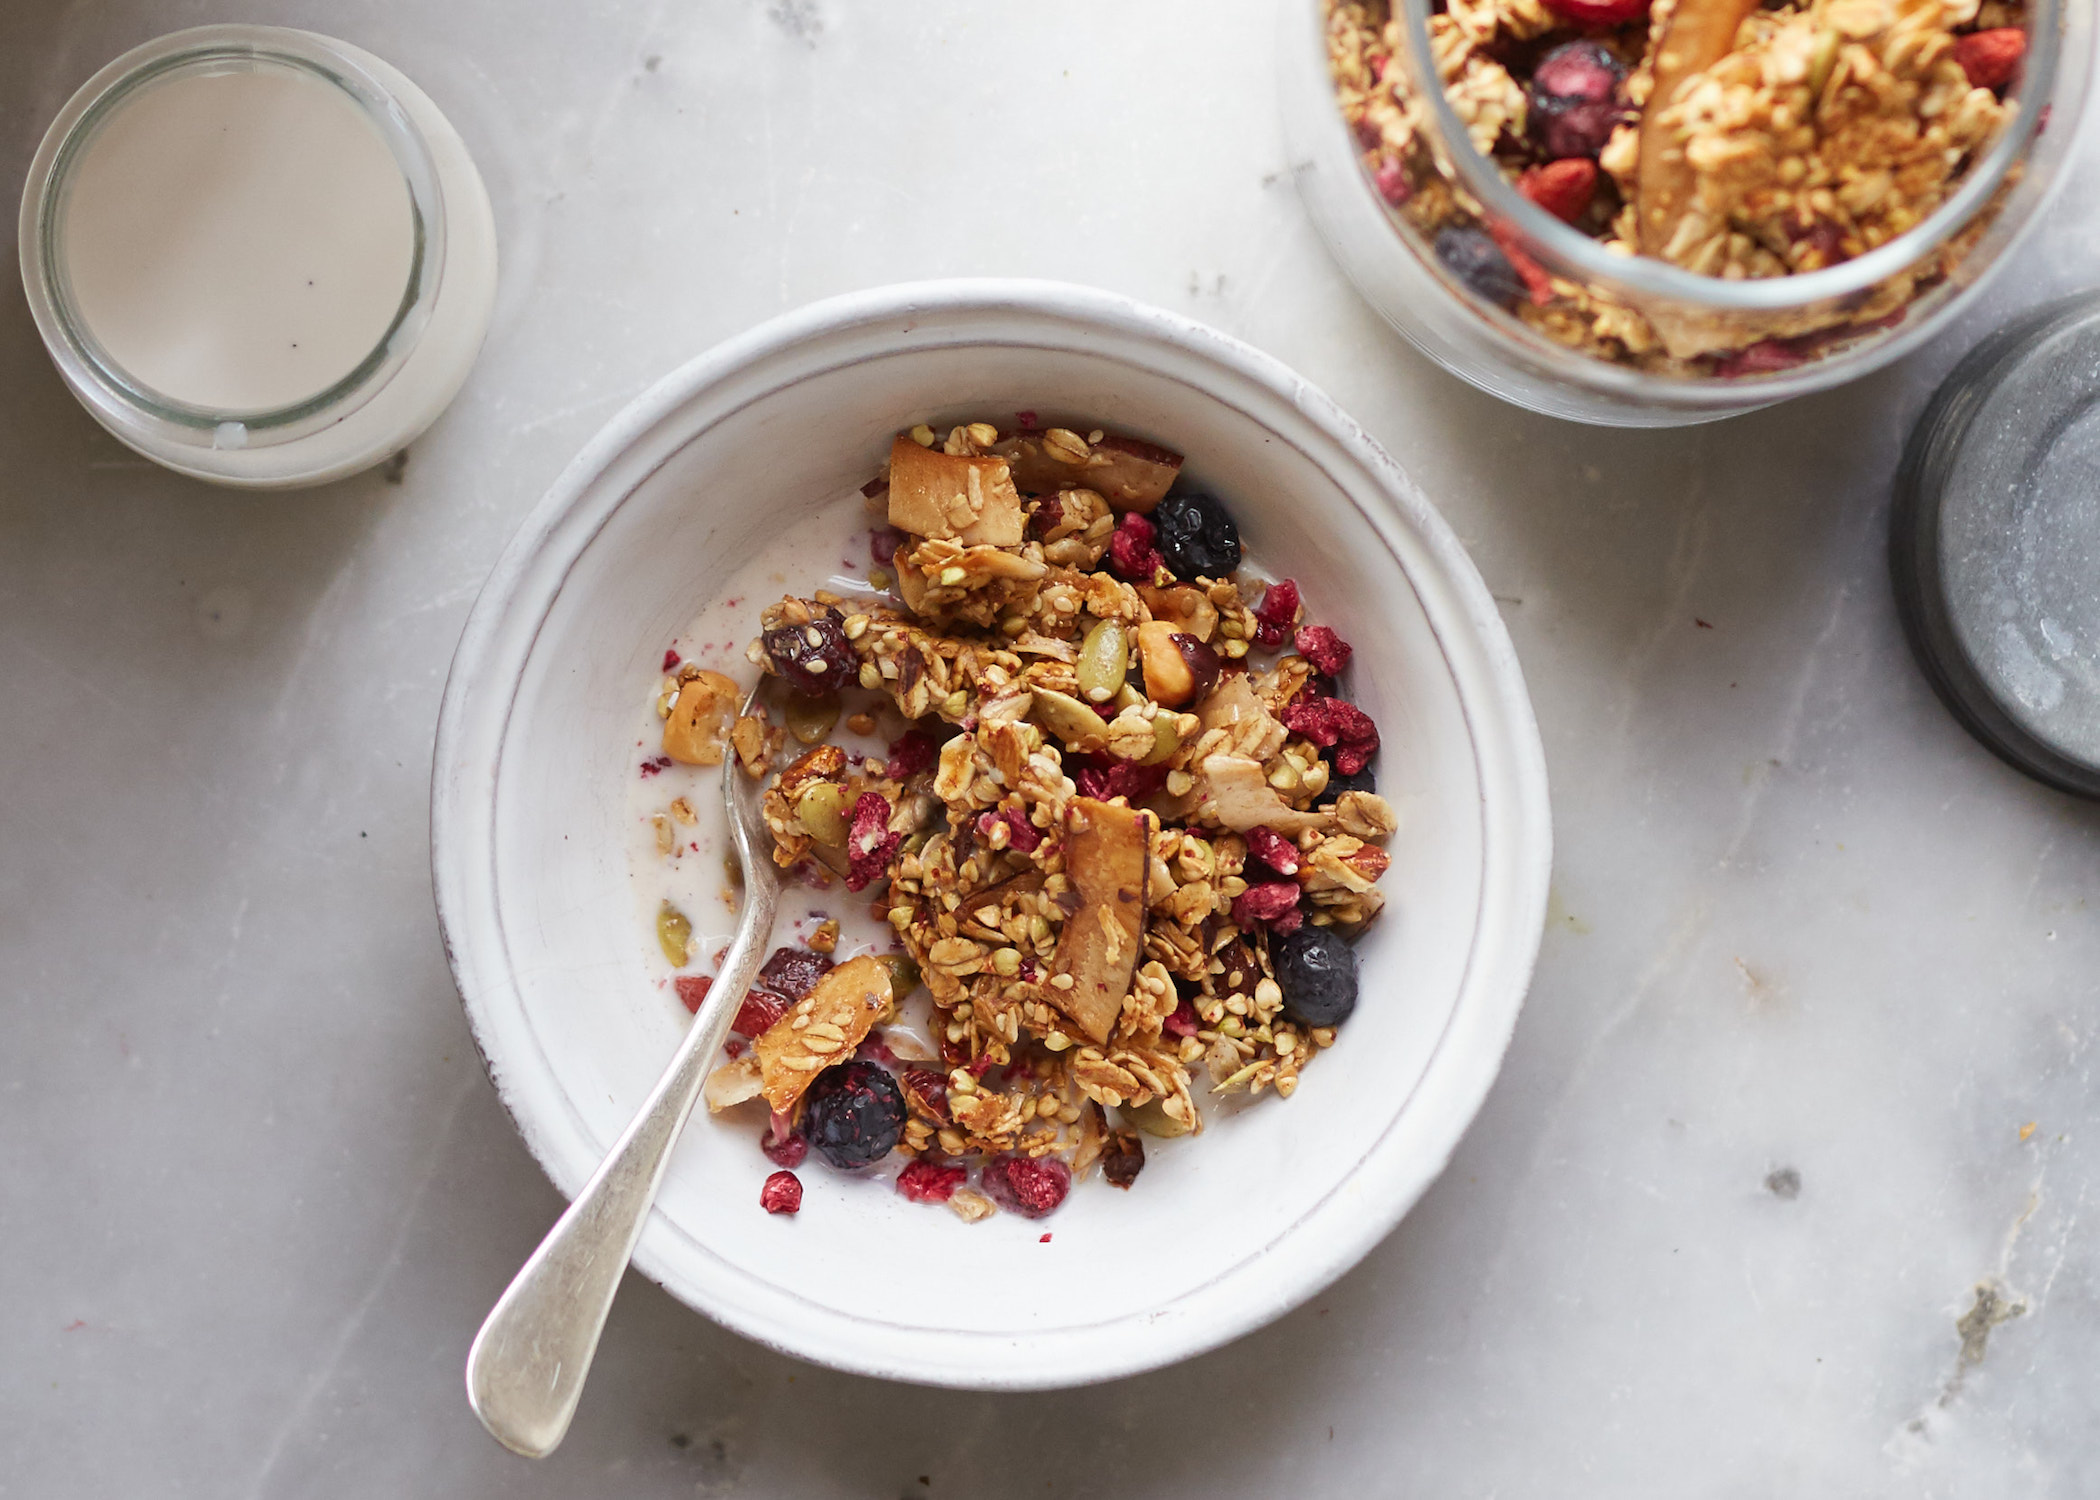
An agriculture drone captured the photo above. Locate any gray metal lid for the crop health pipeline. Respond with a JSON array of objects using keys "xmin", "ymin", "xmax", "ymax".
[{"xmin": 1892, "ymin": 292, "xmax": 2100, "ymax": 799}]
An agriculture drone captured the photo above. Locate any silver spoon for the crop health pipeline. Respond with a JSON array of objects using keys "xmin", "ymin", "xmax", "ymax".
[{"xmin": 466, "ymin": 693, "xmax": 779, "ymax": 1458}]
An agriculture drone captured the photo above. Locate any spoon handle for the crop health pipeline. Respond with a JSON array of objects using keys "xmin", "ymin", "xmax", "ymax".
[{"xmin": 464, "ymin": 874, "xmax": 778, "ymax": 1458}]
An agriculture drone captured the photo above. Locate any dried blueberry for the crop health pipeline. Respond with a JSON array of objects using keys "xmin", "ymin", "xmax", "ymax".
[
  {"xmin": 762, "ymin": 606, "xmax": 857, "ymax": 696},
  {"xmin": 1273, "ymin": 925, "xmax": 1359, "ymax": 1029},
  {"xmin": 802, "ymin": 1060, "xmax": 906, "ymax": 1169},
  {"xmin": 1152, "ymin": 493, "xmax": 1242, "ymax": 580},
  {"xmin": 1434, "ymin": 227, "xmax": 1523, "ymax": 310},
  {"xmin": 1528, "ymin": 41, "xmax": 1627, "ymax": 162},
  {"xmin": 1313, "ymin": 764, "xmax": 1378, "ymax": 808}
]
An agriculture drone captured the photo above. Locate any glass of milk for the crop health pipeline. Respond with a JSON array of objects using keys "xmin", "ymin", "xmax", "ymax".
[{"xmin": 18, "ymin": 26, "xmax": 497, "ymax": 488}]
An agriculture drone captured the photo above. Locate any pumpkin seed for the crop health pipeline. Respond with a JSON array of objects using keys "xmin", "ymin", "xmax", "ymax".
[
  {"xmin": 1076, "ymin": 619, "xmax": 1128, "ymax": 704},
  {"xmin": 1123, "ymin": 1096, "xmax": 1193, "ymax": 1138},
  {"xmin": 784, "ymin": 693, "xmax": 841, "ymax": 745},
  {"xmin": 796, "ymin": 782, "xmax": 848, "ymax": 845},
  {"xmin": 656, "ymin": 901, "xmax": 693, "ymax": 967},
  {"xmin": 872, "ymin": 952, "xmax": 922, "ymax": 999},
  {"xmin": 1138, "ymin": 716, "xmax": 1182, "ymax": 766},
  {"xmin": 1030, "ymin": 687, "xmax": 1110, "ymax": 749}
]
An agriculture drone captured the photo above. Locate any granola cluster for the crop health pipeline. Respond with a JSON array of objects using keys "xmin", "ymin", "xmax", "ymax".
[
  {"xmin": 1326, "ymin": 0, "xmax": 2029, "ymax": 371},
  {"xmin": 682, "ymin": 419, "xmax": 1398, "ymax": 1220}
]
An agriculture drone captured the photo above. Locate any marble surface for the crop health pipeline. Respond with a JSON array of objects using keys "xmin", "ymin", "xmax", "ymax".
[{"xmin": 6, "ymin": 0, "xmax": 2100, "ymax": 1494}]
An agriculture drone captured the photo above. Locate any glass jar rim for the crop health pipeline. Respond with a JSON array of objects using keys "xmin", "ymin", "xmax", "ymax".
[
  {"xmin": 1395, "ymin": 0, "xmax": 2061, "ymax": 313},
  {"xmin": 25, "ymin": 27, "xmax": 445, "ymax": 444}
]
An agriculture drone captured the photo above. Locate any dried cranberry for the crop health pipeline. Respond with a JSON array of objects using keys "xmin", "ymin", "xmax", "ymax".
[
  {"xmin": 761, "ymin": 1123, "xmax": 808, "ymax": 1168},
  {"xmin": 1073, "ymin": 757, "xmax": 1168, "ymax": 804},
  {"xmin": 1434, "ymin": 227, "xmax": 1523, "ymax": 310},
  {"xmin": 1518, "ymin": 158, "xmax": 1599, "ymax": 224},
  {"xmin": 1529, "ymin": 41, "xmax": 1628, "ymax": 161},
  {"xmin": 980, "ymin": 1154, "xmax": 1071, "ymax": 1218},
  {"xmin": 846, "ymin": 792, "xmax": 901, "ymax": 892},
  {"xmin": 1281, "ymin": 694, "xmax": 1381, "ymax": 777},
  {"xmin": 762, "ymin": 605, "xmax": 857, "ymax": 696},
  {"xmin": 758, "ymin": 947, "xmax": 834, "ymax": 1001},
  {"xmin": 1101, "ymin": 1130, "xmax": 1145, "ymax": 1190},
  {"xmin": 1245, "ymin": 826, "xmax": 1302, "ymax": 877},
  {"xmin": 759, "ymin": 1170, "xmax": 803, "ymax": 1214},
  {"xmin": 1027, "ymin": 494, "xmax": 1065, "ymax": 539},
  {"xmin": 1232, "ymin": 880, "xmax": 1304, "ymax": 929},
  {"xmin": 1540, "ymin": 0, "xmax": 1651, "ymax": 30},
  {"xmin": 1106, "ymin": 511, "xmax": 1163, "ymax": 581},
  {"xmin": 1153, "ymin": 493, "xmax": 1242, "ymax": 580},
  {"xmin": 1294, "ymin": 625, "xmax": 1353, "ymax": 677},
  {"xmin": 661, "ymin": 648, "xmax": 682, "ymax": 671},
  {"xmin": 885, "ymin": 730, "xmax": 939, "ymax": 779},
  {"xmin": 870, "ymin": 528, "xmax": 903, "ymax": 565},
  {"xmin": 898, "ymin": 1067, "xmax": 952, "ymax": 1124},
  {"xmin": 897, "ymin": 1159, "xmax": 967, "ymax": 1204}
]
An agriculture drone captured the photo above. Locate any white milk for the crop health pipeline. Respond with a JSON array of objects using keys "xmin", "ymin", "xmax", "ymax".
[{"xmin": 60, "ymin": 63, "xmax": 414, "ymax": 413}]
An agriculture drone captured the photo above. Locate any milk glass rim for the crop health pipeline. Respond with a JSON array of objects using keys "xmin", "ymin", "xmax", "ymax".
[{"xmin": 24, "ymin": 26, "xmax": 445, "ymax": 443}]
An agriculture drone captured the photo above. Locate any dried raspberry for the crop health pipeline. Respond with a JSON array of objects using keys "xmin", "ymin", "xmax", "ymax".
[
  {"xmin": 845, "ymin": 792, "xmax": 901, "ymax": 892},
  {"xmin": 661, "ymin": 648, "xmax": 682, "ymax": 671},
  {"xmin": 1293, "ymin": 625, "xmax": 1353, "ymax": 677},
  {"xmin": 1254, "ymin": 579, "xmax": 1300, "ymax": 640},
  {"xmin": 1073, "ymin": 757, "xmax": 1168, "ymax": 804},
  {"xmin": 885, "ymin": 730, "xmax": 939, "ymax": 779},
  {"xmin": 638, "ymin": 756, "xmax": 672, "ymax": 778},
  {"xmin": 1372, "ymin": 157, "xmax": 1412, "ymax": 207},
  {"xmin": 860, "ymin": 475, "xmax": 889, "ymax": 500},
  {"xmin": 1163, "ymin": 999, "xmax": 1200, "ymax": 1039},
  {"xmin": 758, "ymin": 946, "xmax": 833, "ymax": 1000},
  {"xmin": 761, "ymin": 1123, "xmax": 808, "ymax": 1168},
  {"xmin": 1281, "ymin": 694, "xmax": 1380, "ymax": 777},
  {"xmin": 1713, "ymin": 340, "xmax": 1808, "ymax": 378},
  {"xmin": 897, "ymin": 1159, "xmax": 967, "ymax": 1204},
  {"xmin": 870, "ymin": 528, "xmax": 903, "ymax": 565},
  {"xmin": 1106, "ymin": 512, "xmax": 1163, "ymax": 581},
  {"xmin": 1232, "ymin": 880, "xmax": 1304, "ymax": 928},
  {"xmin": 1245, "ymin": 826, "xmax": 1302, "ymax": 877},
  {"xmin": 898, "ymin": 1067, "xmax": 952, "ymax": 1124},
  {"xmin": 977, "ymin": 807, "xmax": 1042, "ymax": 853},
  {"xmin": 980, "ymin": 1154, "xmax": 1071, "ymax": 1219},
  {"xmin": 1518, "ymin": 158, "xmax": 1598, "ymax": 223},
  {"xmin": 1101, "ymin": 1130, "xmax": 1145, "ymax": 1189},
  {"xmin": 759, "ymin": 1170, "xmax": 803, "ymax": 1214},
  {"xmin": 1957, "ymin": 27, "xmax": 2025, "ymax": 89}
]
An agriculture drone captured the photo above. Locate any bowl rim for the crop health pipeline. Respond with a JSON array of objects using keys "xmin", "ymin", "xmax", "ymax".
[{"xmin": 431, "ymin": 278, "xmax": 1553, "ymax": 1389}]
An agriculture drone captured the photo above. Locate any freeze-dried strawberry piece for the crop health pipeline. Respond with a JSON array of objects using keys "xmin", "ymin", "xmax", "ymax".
[
  {"xmin": 1270, "ymin": 906, "xmax": 1306, "ymax": 935},
  {"xmin": 846, "ymin": 792, "xmax": 901, "ymax": 892},
  {"xmin": 897, "ymin": 1159, "xmax": 967, "ymax": 1204},
  {"xmin": 885, "ymin": 730, "xmax": 939, "ymax": 779},
  {"xmin": 1294, "ymin": 625, "xmax": 1353, "ymax": 677},
  {"xmin": 759, "ymin": 1170, "xmax": 803, "ymax": 1214},
  {"xmin": 1372, "ymin": 158, "xmax": 1412, "ymax": 207},
  {"xmin": 1163, "ymin": 999, "xmax": 1200, "ymax": 1038},
  {"xmin": 1232, "ymin": 880, "xmax": 1304, "ymax": 928},
  {"xmin": 1957, "ymin": 27, "xmax": 2025, "ymax": 89},
  {"xmin": 1106, "ymin": 511, "xmax": 1163, "ymax": 581},
  {"xmin": 1245, "ymin": 826, "xmax": 1302, "ymax": 877},
  {"xmin": 898, "ymin": 1067, "xmax": 952, "ymax": 1124},
  {"xmin": 981, "ymin": 1154, "xmax": 1070, "ymax": 1218},
  {"xmin": 1281, "ymin": 694, "xmax": 1381, "ymax": 776}
]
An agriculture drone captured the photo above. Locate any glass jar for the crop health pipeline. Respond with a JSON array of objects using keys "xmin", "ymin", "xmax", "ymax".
[
  {"xmin": 17, "ymin": 25, "xmax": 498, "ymax": 487},
  {"xmin": 1280, "ymin": 0, "xmax": 2088, "ymax": 426}
]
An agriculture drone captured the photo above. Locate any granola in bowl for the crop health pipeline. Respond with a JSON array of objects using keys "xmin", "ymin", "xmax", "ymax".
[
  {"xmin": 1326, "ymin": 0, "xmax": 2036, "ymax": 373},
  {"xmin": 639, "ymin": 419, "xmax": 1399, "ymax": 1224}
]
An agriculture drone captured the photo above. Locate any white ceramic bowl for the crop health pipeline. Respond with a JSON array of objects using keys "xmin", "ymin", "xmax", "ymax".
[{"xmin": 432, "ymin": 280, "xmax": 1551, "ymax": 1389}]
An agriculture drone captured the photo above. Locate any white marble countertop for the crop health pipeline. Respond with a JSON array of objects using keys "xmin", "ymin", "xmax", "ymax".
[{"xmin": 7, "ymin": 1, "xmax": 2100, "ymax": 1494}]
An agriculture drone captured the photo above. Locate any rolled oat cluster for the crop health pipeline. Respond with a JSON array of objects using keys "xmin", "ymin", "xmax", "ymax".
[
  {"xmin": 700, "ymin": 419, "xmax": 1399, "ymax": 1219},
  {"xmin": 1328, "ymin": 0, "xmax": 2028, "ymax": 370}
]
